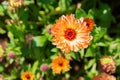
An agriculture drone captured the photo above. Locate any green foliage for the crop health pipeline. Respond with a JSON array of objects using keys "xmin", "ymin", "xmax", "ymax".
[
  {"xmin": 32, "ymin": 36, "xmax": 47, "ymax": 47},
  {"xmin": 75, "ymin": 8, "xmax": 87, "ymax": 18},
  {"xmin": 59, "ymin": 0, "xmax": 72, "ymax": 12}
]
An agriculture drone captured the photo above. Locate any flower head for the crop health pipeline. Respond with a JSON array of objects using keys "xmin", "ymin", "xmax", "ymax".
[
  {"xmin": 93, "ymin": 73, "xmax": 116, "ymax": 80},
  {"xmin": 51, "ymin": 57, "xmax": 70, "ymax": 74},
  {"xmin": 100, "ymin": 56, "xmax": 116, "ymax": 74},
  {"xmin": 7, "ymin": 51, "xmax": 17, "ymax": 59},
  {"xmin": 8, "ymin": 0, "xmax": 24, "ymax": 8},
  {"xmin": 40, "ymin": 63, "xmax": 49, "ymax": 72},
  {"xmin": 51, "ymin": 14, "xmax": 93, "ymax": 53},
  {"xmin": 83, "ymin": 18, "xmax": 94, "ymax": 31},
  {"xmin": 21, "ymin": 71, "xmax": 34, "ymax": 80}
]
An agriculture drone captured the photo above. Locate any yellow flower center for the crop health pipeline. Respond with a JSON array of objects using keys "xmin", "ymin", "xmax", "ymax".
[{"xmin": 64, "ymin": 28, "xmax": 76, "ymax": 41}]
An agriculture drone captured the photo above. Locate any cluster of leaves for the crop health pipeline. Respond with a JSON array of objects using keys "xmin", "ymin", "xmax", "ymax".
[{"xmin": 0, "ymin": 0, "xmax": 120, "ymax": 80}]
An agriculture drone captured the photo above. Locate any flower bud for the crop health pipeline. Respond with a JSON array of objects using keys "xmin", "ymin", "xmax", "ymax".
[
  {"xmin": 7, "ymin": 51, "xmax": 17, "ymax": 59},
  {"xmin": 78, "ymin": 76, "xmax": 85, "ymax": 80},
  {"xmin": 0, "ymin": 56, "xmax": 4, "ymax": 62},
  {"xmin": 25, "ymin": 33, "xmax": 33, "ymax": 45},
  {"xmin": 39, "ymin": 77, "xmax": 45, "ymax": 80},
  {"xmin": 8, "ymin": 0, "xmax": 24, "ymax": 8},
  {"xmin": 40, "ymin": 63, "xmax": 49, "ymax": 72},
  {"xmin": 46, "ymin": 25, "xmax": 52, "ymax": 34},
  {"xmin": 93, "ymin": 73, "xmax": 116, "ymax": 80},
  {"xmin": 0, "ymin": 74, "xmax": 5, "ymax": 80},
  {"xmin": 83, "ymin": 18, "xmax": 94, "ymax": 31},
  {"xmin": 100, "ymin": 56, "xmax": 116, "ymax": 74}
]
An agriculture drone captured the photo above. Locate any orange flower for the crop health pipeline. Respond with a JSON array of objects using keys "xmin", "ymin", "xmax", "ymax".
[
  {"xmin": 83, "ymin": 18, "xmax": 94, "ymax": 31},
  {"xmin": 8, "ymin": 0, "xmax": 24, "ymax": 8},
  {"xmin": 51, "ymin": 14, "xmax": 93, "ymax": 53},
  {"xmin": 21, "ymin": 71, "xmax": 34, "ymax": 80},
  {"xmin": 51, "ymin": 57, "xmax": 70, "ymax": 74}
]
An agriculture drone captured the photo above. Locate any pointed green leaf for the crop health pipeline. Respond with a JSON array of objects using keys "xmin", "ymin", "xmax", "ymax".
[
  {"xmin": 32, "ymin": 61, "xmax": 39, "ymax": 74},
  {"xmin": 75, "ymin": 8, "xmax": 87, "ymax": 18},
  {"xmin": 87, "ymin": 9, "xmax": 94, "ymax": 18},
  {"xmin": 32, "ymin": 36, "xmax": 47, "ymax": 47}
]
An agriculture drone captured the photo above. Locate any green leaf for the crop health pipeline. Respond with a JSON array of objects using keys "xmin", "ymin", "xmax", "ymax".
[
  {"xmin": 0, "ymin": 64, "xmax": 4, "ymax": 72},
  {"xmin": 31, "ymin": 61, "xmax": 39, "ymax": 74},
  {"xmin": 8, "ymin": 31, "xmax": 15, "ymax": 46},
  {"xmin": 0, "ymin": 5, "xmax": 4, "ymax": 16},
  {"xmin": 10, "ymin": 68, "xmax": 18, "ymax": 79},
  {"xmin": 39, "ymin": 0, "xmax": 54, "ymax": 4},
  {"xmin": 116, "ymin": 57, "xmax": 120, "ymax": 66},
  {"xmin": 85, "ymin": 59, "xmax": 95, "ymax": 70},
  {"xmin": 71, "ymin": 52, "xmax": 80, "ymax": 61},
  {"xmin": 7, "ymin": 25, "xmax": 25, "ymax": 42},
  {"xmin": 87, "ymin": 9, "xmax": 94, "ymax": 18},
  {"xmin": 75, "ymin": 8, "xmax": 87, "ymax": 18},
  {"xmin": 18, "ymin": 8, "xmax": 29, "ymax": 24},
  {"xmin": 59, "ymin": 0, "xmax": 71, "ymax": 11},
  {"xmin": 9, "ymin": 59, "xmax": 14, "ymax": 64},
  {"xmin": 65, "ymin": 73, "xmax": 70, "ymax": 79},
  {"xmin": 32, "ymin": 36, "xmax": 47, "ymax": 47},
  {"xmin": 32, "ymin": 47, "xmax": 45, "ymax": 60},
  {"xmin": 0, "ymin": 28, "xmax": 6, "ymax": 34},
  {"xmin": 51, "ymin": 47, "xmax": 59, "ymax": 52},
  {"xmin": 87, "ymin": 63, "xmax": 97, "ymax": 78},
  {"xmin": 93, "ymin": 27, "xmax": 107, "ymax": 42},
  {"xmin": 85, "ymin": 46, "xmax": 94, "ymax": 57}
]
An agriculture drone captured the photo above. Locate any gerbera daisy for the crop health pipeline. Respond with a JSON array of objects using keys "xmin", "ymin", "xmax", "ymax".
[
  {"xmin": 51, "ymin": 57, "xmax": 70, "ymax": 74},
  {"xmin": 21, "ymin": 71, "xmax": 34, "ymax": 80},
  {"xmin": 83, "ymin": 18, "xmax": 94, "ymax": 31},
  {"xmin": 51, "ymin": 14, "xmax": 93, "ymax": 53}
]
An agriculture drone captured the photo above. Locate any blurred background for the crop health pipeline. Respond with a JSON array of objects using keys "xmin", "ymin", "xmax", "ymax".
[{"xmin": 0, "ymin": 0, "xmax": 120, "ymax": 80}]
